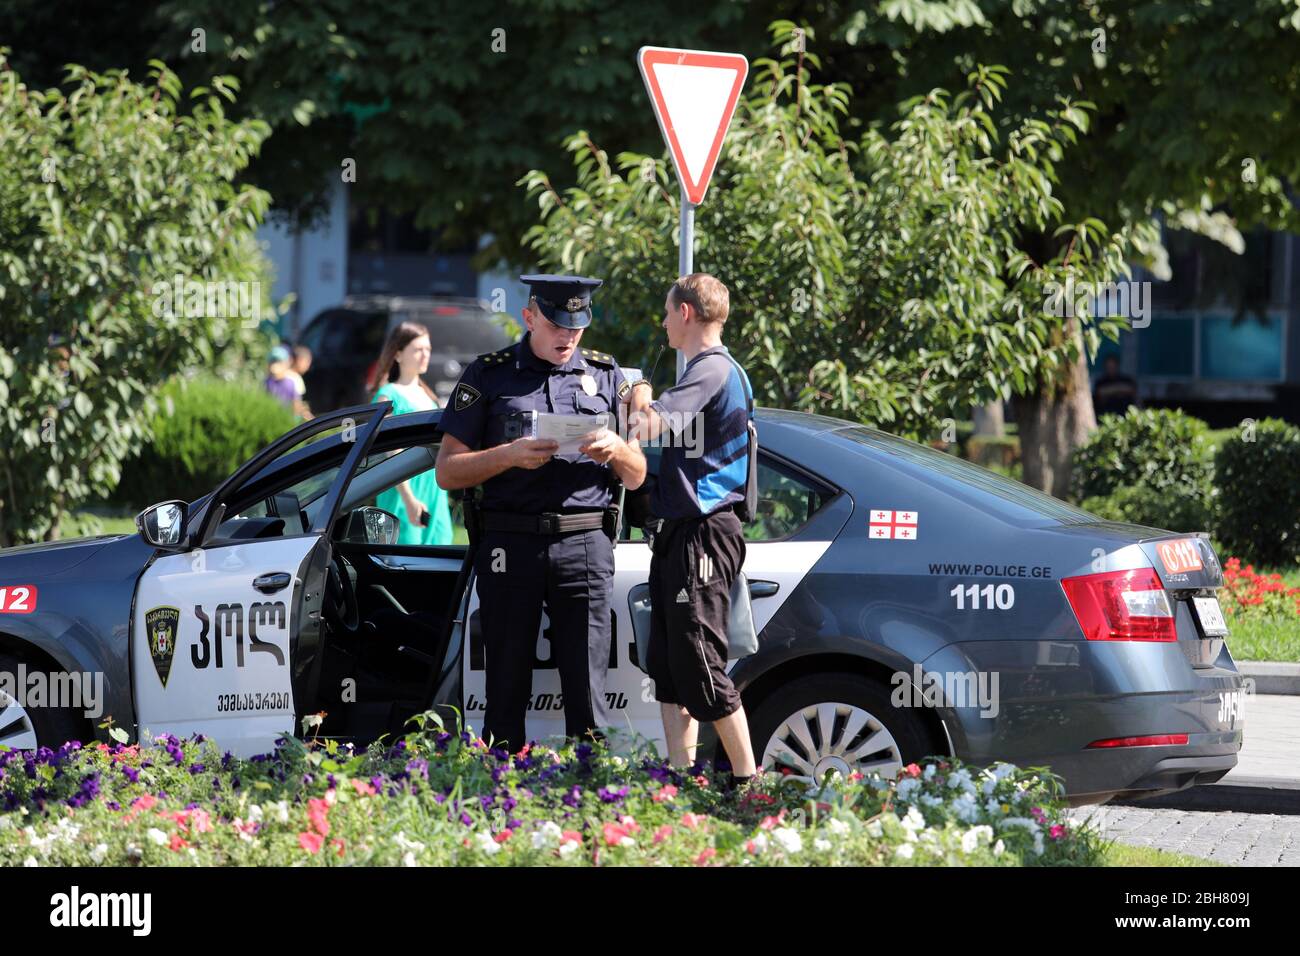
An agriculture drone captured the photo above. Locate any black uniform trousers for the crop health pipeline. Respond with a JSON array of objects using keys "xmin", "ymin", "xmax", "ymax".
[
  {"xmin": 645, "ymin": 506, "xmax": 746, "ymax": 722},
  {"xmin": 474, "ymin": 526, "xmax": 613, "ymax": 751}
]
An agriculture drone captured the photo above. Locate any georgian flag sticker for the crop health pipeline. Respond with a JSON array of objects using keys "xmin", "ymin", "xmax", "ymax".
[
  {"xmin": 869, "ymin": 509, "xmax": 919, "ymax": 541},
  {"xmin": 454, "ymin": 383, "xmax": 481, "ymax": 411}
]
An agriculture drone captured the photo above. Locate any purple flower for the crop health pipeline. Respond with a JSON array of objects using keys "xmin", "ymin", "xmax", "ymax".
[
  {"xmin": 562, "ymin": 786, "xmax": 583, "ymax": 808},
  {"xmin": 121, "ymin": 765, "xmax": 140, "ymax": 784},
  {"xmin": 188, "ymin": 763, "xmax": 205, "ymax": 775},
  {"xmin": 460, "ymin": 811, "xmax": 473, "ymax": 827},
  {"xmin": 598, "ymin": 786, "xmax": 629, "ymax": 804}
]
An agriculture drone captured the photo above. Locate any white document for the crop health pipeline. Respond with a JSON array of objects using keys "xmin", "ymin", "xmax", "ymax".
[{"xmin": 534, "ymin": 411, "xmax": 614, "ymax": 456}]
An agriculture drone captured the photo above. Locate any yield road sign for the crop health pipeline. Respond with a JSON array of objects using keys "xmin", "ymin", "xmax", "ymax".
[{"xmin": 637, "ymin": 47, "xmax": 749, "ymax": 205}]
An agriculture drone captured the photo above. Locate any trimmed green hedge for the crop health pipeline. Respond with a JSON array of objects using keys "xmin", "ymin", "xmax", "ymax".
[
  {"xmin": 112, "ymin": 377, "xmax": 297, "ymax": 510},
  {"xmin": 1071, "ymin": 407, "xmax": 1215, "ymax": 533},
  {"xmin": 1214, "ymin": 418, "xmax": 1300, "ymax": 567}
]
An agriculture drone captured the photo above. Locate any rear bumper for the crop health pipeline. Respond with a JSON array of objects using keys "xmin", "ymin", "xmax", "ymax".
[{"xmin": 919, "ymin": 639, "xmax": 1245, "ymax": 802}]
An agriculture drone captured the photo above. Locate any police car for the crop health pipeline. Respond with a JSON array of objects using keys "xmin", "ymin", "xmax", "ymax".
[{"xmin": 0, "ymin": 402, "xmax": 1245, "ymax": 805}]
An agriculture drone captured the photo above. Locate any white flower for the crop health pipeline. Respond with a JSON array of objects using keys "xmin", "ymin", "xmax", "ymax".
[
  {"xmin": 619, "ymin": 837, "xmax": 636, "ymax": 848},
  {"xmin": 772, "ymin": 828, "xmax": 803, "ymax": 854},
  {"xmin": 474, "ymin": 832, "xmax": 501, "ymax": 855},
  {"xmin": 402, "ymin": 851, "xmax": 418, "ymax": 867},
  {"xmin": 748, "ymin": 833, "xmax": 770, "ymax": 854},
  {"xmin": 324, "ymin": 788, "xmax": 337, "ymax": 807},
  {"xmin": 984, "ymin": 798, "xmax": 1003, "ymax": 816},
  {"xmin": 900, "ymin": 806, "xmax": 927, "ymax": 833},
  {"xmin": 981, "ymin": 778, "xmax": 998, "ymax": 796},
  {"xmin": 895, "ymin": 778, "xmax": 921, "ymax": 801},
  {"xmin": 992, "ymin": 762, "xmax": 1017, "ymax": 781},
  {"xmin": 946, "ymin": 769, "xmax": 976, "ymax": 794},
  {"xmin": 814, "ymin": 838, "xmax": 832, "ymax": 852},
  {"xmin": 960, "ymin": 826, "xmax": 994, "ymax": 854},
  {"xmin": 992, "ymin": 839, "xmax": 1005, "ymax": 856},
  {"xmin": 865, "ymin": 819, "xmax": 883, "ymax": 838},
  {"xmin": 90, "ymin": 843, "xmax": 109, "ymax": 864},
  {"xmin": 146, "ymin": 828, "xmax": 167, "ymax": 846},
  {"xmin": 827, "ymin": 818, "xmax": 850, "ymax": 837},
  {"xmin": 558, "ymin": 841, "xmax": 578, "ymax": 859},
  {"xmin": 393, "ymin": 832, "xmax": 426, "ymax": 853},
  {"xmin": 23, "ymin": 856, "xmax": 38, "ymax": 867},
  {"xmin": 125, "ymin": 844, "xmax": 142, "ymax": 861},
  {"xmin": 610, "ymin": 756, "xmax": 627, "ymax": 769},
  {"xmin": 923, "ymin": 764, "xmax": 937, "ymax": 780},
  {"xmin": 894, "ymin": 843, "xmax": 915, "ymax": 860},
  {"xmin": 532, "ymin": 821, "xmax": 563, "ymax": 849},
  {"xmin": 247, "ymin": 804, "xmax": 264, "ymax": 823},
  {"xmin": 919, "ymin": 793, "xmax": 943, "ymax": 808},
  {"xmin": 950, "ymin": 793, "xmax": 980, "ymax": 823},
  {"xmin": 274, "ymin": 801, "xmax": 290, "ymax": 824}
]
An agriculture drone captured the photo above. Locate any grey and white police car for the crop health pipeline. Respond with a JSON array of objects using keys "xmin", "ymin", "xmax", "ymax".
[{"xmin": 0, "ymin": 401, "xmax": 1245, "ymax": 805}]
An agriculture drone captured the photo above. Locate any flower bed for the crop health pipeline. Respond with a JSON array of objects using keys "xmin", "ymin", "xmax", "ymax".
[
  {"xmin": 0, "ymin": 717, "xmax": 1104, "ymax": 866},
  {"xmin": 1218, "ymin": 558, "xmax": 1300, "ymax": 662}
]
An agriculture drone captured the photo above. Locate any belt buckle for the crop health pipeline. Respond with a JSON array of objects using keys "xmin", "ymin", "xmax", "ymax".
[{"xmin": 539, "ymin": 512, "xmax": 561, "ymax": 534}]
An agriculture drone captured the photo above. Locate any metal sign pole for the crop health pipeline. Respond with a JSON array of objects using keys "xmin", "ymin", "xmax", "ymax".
[{"xmin": 677, "ymin": 187, "xmax": 694, "ymax": 381}]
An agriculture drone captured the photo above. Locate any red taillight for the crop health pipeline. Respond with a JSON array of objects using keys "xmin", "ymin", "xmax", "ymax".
[
  {"xmin": 1060, "ymin": 568, "xmax": 1176, "ymax": 642},
  {"xmin": 433, "ymin": 306, "xmax": 459, "ymax": 316},
  {"xmin": 1086, "ymin": 734, "xmax": 1188, "ymax": 748}
]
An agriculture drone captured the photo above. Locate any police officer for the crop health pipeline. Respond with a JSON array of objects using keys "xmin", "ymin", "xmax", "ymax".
[{"xmin": 435, "ymin": 275, "xmax": 646, "ymax": 752}]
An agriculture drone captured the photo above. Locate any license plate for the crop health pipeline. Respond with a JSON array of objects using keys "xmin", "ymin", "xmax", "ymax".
[
  {"xmin": 1218, "ymin": 689, "xmax": 1246, "ymax": 729},
  {"xmin": 1193, "ymin": 596, "xmax": 1229, "ymax": 637}
]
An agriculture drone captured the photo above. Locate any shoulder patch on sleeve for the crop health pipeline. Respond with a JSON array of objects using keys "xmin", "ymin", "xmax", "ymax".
[
  {"xmin": 580, "ymin": 348, "xmax": 615, "ymax": 368},
  {"xmin": 453, "ymin": 383, "xmax": 482, "ymax": 411},
  {"xmin": 617, "ymin": 379, "xmax": 631, "ymax": 400}
]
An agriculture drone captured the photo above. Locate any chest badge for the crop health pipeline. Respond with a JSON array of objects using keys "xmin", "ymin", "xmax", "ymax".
[
  {"xmin": 580, "ymin": 374, "xmax": 598, "ymax": 396},
  {"xmin": 454, "ymin": 383, "xmax": 481, "ymax": 411}
]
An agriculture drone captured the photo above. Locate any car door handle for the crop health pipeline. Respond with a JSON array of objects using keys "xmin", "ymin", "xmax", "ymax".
[
  {"xmin": 253, "ymin": 572, "xmax": 292, "ymax": 594},
  {"xmin": 749, "ymin": 580, "xmax": 779, "ymax": 599}
]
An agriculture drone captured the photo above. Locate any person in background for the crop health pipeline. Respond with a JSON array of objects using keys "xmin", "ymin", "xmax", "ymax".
[
  {"xmin": 371, "ymin": 322, "xmax": 454, "ymax": 546},
  {"xmin": 1093, "ymin": 354, "xmax": 1138, "ymax": 417},
  {"xmin": 264, "ymin": 345, "xmax": 298, "ymax": 409},
  {"xmin": 289, "ymin": 344, "xmax": 313, "ymax": 420}
]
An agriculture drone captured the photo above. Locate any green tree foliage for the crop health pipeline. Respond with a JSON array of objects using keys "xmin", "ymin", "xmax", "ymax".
[
  {"xmin": 0, "ymin": 54, "xmax": 274, "ymax": 545},
  {"xmin": 519, "ymin": 27, "xmax": 1151, "ymax": 435}
]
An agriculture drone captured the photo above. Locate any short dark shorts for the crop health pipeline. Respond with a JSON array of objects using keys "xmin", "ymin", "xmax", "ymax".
[{"xmin": 645, "ymin": 506, "xmax": 746, "ymax": 722}]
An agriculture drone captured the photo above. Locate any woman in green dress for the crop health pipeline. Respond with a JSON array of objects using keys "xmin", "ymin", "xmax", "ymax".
[{"xmin": 370, "ymin": 322, "xmax": 454, "ymax": 546}]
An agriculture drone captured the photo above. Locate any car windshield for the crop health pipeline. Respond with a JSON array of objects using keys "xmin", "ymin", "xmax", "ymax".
[{"xmin": 834, "ymin": 426, "xmax": 1098, "ymax": 524}]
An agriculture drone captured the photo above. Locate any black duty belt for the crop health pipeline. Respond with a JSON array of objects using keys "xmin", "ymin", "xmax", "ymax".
[{"xmin": 481, "ymin": 510, "xmax": 606, "ymax": 535}]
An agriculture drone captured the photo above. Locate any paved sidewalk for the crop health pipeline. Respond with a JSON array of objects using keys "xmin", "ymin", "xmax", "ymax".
[{"xmin": 1065, "ymin": 804, "xmax": 1300, "ymax": 866}]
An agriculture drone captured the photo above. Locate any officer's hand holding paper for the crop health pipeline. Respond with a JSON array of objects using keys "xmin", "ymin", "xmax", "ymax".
[{"xmin": 528, "ymin": 410, "xmax": 615, "ymax": 457}]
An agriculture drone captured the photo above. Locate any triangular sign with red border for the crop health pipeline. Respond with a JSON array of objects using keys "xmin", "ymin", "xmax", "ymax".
[{"xmin": 638, "ymin": 47, "xmax": 749, "ymax": 205}]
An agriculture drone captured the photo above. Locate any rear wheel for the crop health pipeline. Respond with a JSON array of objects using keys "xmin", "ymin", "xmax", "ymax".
[
  {"xmin": 748, "ymin": 674, "xmax": 933, "ymax": 784},
  {"xmin": 0, "ymin": 651, "xmax": 87, "ymax": 751}
]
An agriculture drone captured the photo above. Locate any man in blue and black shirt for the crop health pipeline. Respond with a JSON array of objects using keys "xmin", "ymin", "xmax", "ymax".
[{"xmin": 628, "ymin": 273, "xmax": 758, "ymax": 789}]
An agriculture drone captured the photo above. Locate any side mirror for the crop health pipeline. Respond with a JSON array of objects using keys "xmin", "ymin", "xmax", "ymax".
[
  {"xmin": 342, "ymin": 506, "xmax": 400, "ymax": 546},
  {"xmin": 136, "ymin": 500, "xmax": 189, "ymax": 549}
]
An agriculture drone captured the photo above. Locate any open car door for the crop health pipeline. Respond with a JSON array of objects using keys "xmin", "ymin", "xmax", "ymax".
[{"xmin": 130, "ymin": 405, "xmax": 388, "ymax": 756}]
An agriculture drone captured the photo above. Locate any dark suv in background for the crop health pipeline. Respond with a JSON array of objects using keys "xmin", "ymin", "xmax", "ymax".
[{"xmin": 296, "ymin": 295, "xmax": 518, "ymax": 414}]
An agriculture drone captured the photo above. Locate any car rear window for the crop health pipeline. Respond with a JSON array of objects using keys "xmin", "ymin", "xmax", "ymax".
[
  {"xmin": 835, "ymin": 426, "xmax": 1098, "ymax": 524},
  {"xmin": 393, "ymin": 308, "xmax": 516, "ymax": 355}
]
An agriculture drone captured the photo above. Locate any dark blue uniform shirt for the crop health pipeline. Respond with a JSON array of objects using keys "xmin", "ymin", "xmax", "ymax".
[{"xmin": 439, "ymin": 334, "xmax": 627, "ymax": 514}]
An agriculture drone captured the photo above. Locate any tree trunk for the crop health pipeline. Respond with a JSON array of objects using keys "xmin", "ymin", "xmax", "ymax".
[
  {"xmin": 972, "ymin": 401, "xmax": 1005, "ymax": 437},
  {"xmin": 1017, "ymin": 320, "xmax": 1097, "ymax": 499}
]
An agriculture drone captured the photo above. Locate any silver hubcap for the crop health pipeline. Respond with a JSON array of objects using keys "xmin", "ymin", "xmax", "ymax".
[
  {"xmin": 763, "ymin": 701, "xmax": 902, "ymax": 783},
  {"xmin": 0, "ymin": 689, "xmax": 39, "ymax": 751}
]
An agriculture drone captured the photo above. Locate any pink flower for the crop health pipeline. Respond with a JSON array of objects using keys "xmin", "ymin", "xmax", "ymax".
[
  {"xmin": 307, "ymin": 797, "xmax": 331, "ymax": 837},
  {"xmin": 603, "ymin": 822, "xmax": 634, "ymax": 846},
  {"xmin": 350, "ymin": 779, "xmax": 377, "ymax": 797},
  {"xmin": 694, "ymin": 848, "xmax": 717, "ymax": 866},
  {"xmin": 332, "ymin": 839, "xmax": 346, "ymax": 857},
  {"xmin": 902, "ymin": 763, "xmax": 922, "ymax": 778},
  {"xmin": 1050, "ymin": 824, "xmax": 1067, "ymax": 840},
  {"xmin": 653, "ymin": 784, "xmax": 678, "ymax": 803},
  {"xmin": 298, "ymin": 832, "xmax": 324, "ymax": 854},
  {"xmin": 560, "ymin": 830, "xmax": 583, "ymax": 845},
  {"xmin": 168, "ymin": 833, "xmax": 189, "ymax": 852},
  {"xmin": 653, "ymin": 825, "xmax": 673, "ymax": 844},
  {"xmin": 133, "ymin": 794, "xmax": 158, "ymax": 811},
  {"xmin": 189, "ymin": 808, "xmax": 212, "ymax": 834},
  {"xmin": 681, "ymin": 813, "xmax": 706, "ymax": 831},
  {"xmin": 494, "ymin": 829, "xmax": 513, "ymax": 844}
]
